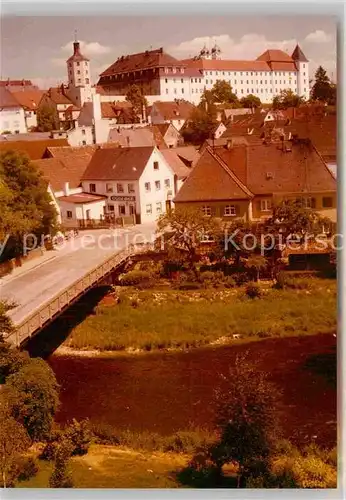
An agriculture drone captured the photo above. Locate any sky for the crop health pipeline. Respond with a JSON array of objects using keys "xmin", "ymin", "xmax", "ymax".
[{"xmin": 0, "ymin": 15, "xmax": 337, "ymax": 89}]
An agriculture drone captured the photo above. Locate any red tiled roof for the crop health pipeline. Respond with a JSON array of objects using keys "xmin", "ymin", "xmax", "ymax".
[
  {"xmin": 0, "ymin": 139, "xmax": 69, "ymax": 160},
  {"xmin": 291, "ymin": 44, "xmax": 309, "ymax": 62},
  {"xmin": 174, "ymin": 147, "xmax": 253, "ymax": 203},
  {"xmin": 58, "ymin": 193, "xmax": 107, "ymax": 204},
  {"xmin": 159, "ymin": 149, "xmax": 191, "ymax": 179},
  {"xmin": 100, "ymin": 48, "xmax": 185, "ymax": 77},
  {"xmin": 151, "ymin": 100, "xmax": 195, "ymax": 121},
  {"xmin": 216, "ymin": 141, "xmax": 336, "ymax": 196},
  {"xmin": 33, "ymin": 157, "xmax": 85, "ymax": 192},
  {"xmin": 256, "ymin": 49, "xmax": 294, "ymax": 62},
  {"xmin": 10, "ymin": 90, "xmax": 45, "ymax": 111},
  {"xmin": 0, "ymin": 87, "xmax": 21, "ymax": 108},
  {"xmin": 108, "ymin": 126, "xmax": 167, "ymax": 148},
  {"xmin": 45, "ymin": 87, "xmax": 74, "ymax": 105},
  {"xmin": 82, "ymin": 146, "xmax": 155, "ymax": 181}
]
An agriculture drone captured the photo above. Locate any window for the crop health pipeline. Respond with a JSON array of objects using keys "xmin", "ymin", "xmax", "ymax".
[
  {"xmin": 67, "ymin": 210, "xmax": 73, "ymax": 219},
  {"xmin": 128, "ymin": 183, "xmax": 135, "ymax": 193},
  {"xmin": 156, "ymin": 202, "xmax": 162, "ymax": 213},
  {"xmin": 234, "ymin": 80, "xmax": 237, "ymax": 85},
  {"xmin": 173, "ymin": 78, "xmax": 176, "ymax": 83},
  {"xmin": 82, "ymin": 140, "xmax": 86, "ymax": 146},
  {"xmin": 146, "ymin": 204, "xmax": 152, "ymax": 214},
  {"xmin": 224, "ymin": 205, "xmax": 236, "ymax": 216},
  {"xmin": 145, "ymin": 182, "xmax": 151, "ymax": 192},
  {"xmin": 153, "ymin": 161, "xmax": 159, "ymax": 170},
  {"xmin": 260, "ymin": 199, "xmax": 272, "ymax": 212},
  {"xmin": 129, "ymin": 204, "xmax": 135, "ymax": 215},
  {"xmin": 298, "ymin": 197, "xmax": 316, "ymax": 209},
  {"xmin": 174, "ymin": 88, "xmax": 177, "ymax": 94},
  {"xmin": 202, "ymin": 206, "xmax": 212, "ymax": 216},
  {"xmin": 119, "ymin": 205, "xmax": 126, "ymax": 216},
  {"xmin": 165, "ymin": 78, "xmax": 168, "ymax": 83},
  {"xmin": 89, "ymin": 183, "xmax": 96, "ymax": 193},
  {"xmin": 166, "ymin": 89, "xmax": 169, "ymax": 94},
  {"xmin": 215, "ymin": 72, "xmax": 218, "ymax": 76},
  {"xmin": 164, "ymin": 178, "xmax": 171, "ymax": 188},
  {"xmin": 77, "ymin": 70, "xmax": 81, "ymax": 75},
  {"xmin": 206, "ymin": 79, "xmax": 209, "ymax": 84},
  {"xmin": 210, "ymin": 80, "xmax": 213, "ymax": 84},
  {"xmin": 155, "ymin": 180, "xmax": 161, "ymax": 190},
  {"xmin": 181, "ymin": 78, "xmax": 184, "ymax": 83},
  {"xmin": 117, "ymin": 183, "xmax": 124, "ymax": 193},
  {"xmin": 108, "ymin": 204, "xmax": 114, "ymax": 212},
  {"xmin": 78, "ymin": 78, "xmax": 81, "ymax": 83},
  {"xmin": 77, "ymin": 62, "xmax": 80, "ymax": 67},
  {"xmin": 303, "ymin": 64, "xmax": 305, "ymax": 68},
  {"xmin": 241, "ymin": 80, "xmax": 243, "ymax": 84},
  {"xmin": 322, "ymin": 197, "xmax": 333, "ymax": 208},
  {"xmin": 86, "ymin": 209, "xmax": 91, "ymax": 220},
  {"xmin": 195, "ymin": 78, "xmax": 197, "ymax": 83},
  {"xmin": 181, "ymin": 88, "xmax": 184, "ymax": 94},
  {"xmin": 106, "ymin": 183, "xmax": 113, "ymax": 193},
  {"xmin": 240, "ymin": 72, "xmax": 243, "ymax": 76}
]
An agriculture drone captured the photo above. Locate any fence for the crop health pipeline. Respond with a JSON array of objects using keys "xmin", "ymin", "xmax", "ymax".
[{"xmin": 5, "ymin": 242, "xmax": 154, "ymax": 347}]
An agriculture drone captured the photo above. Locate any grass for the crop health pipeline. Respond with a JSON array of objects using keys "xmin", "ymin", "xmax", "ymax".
[
  {"xmin": 63, "ymin": 279, "xmax": 337, "ymax": 351},
  {"xmin": 17, "ymin": 444, "xmax": 188, "ymax": 488}
]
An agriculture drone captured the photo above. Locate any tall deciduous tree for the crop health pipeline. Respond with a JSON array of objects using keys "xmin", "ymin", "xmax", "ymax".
[
  {"xmin": 214, "ymin": 352, "xmax": 281, "ymax": 486},
  {"xmin": 311, "ymin": 66, "xmax": 335, "ymax": 104},
  {"xmin": 181, "ymin": 106, "xmax": 218, "ymax": 145},
  {"xmin": 0, "ymin": 150, "xmax": 58, "ymax": 259},
  {"xmin": 240, "ymin": 94, "xmax": 261, "ymax": 110},
  {"xmin": 37, "ymin": 105, "xmax": 59, "ymax": 132},
  {"xmin": 202, "ymin": 80, "xmax": 239, "ymax": 107},
  {"xmin": 6, "ymin": 358, "xmax": 60, "ymax": 441},
  {"xmin": 125, "ymin": 84, "xmax": 148, "ymax": 122},
  {"xmin": 0, "ymin": 394, "xmax": 30, "ymax": 488},
  {"xmin": 272, "ymin": 89, "xmax": 305, "ymax": 110},
  {"xmin": 157, "ymin": 207, "xmax": 220, "ymax": 278}
]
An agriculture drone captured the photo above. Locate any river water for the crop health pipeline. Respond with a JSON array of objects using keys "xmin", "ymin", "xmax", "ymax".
[{"xmin": 46, "ymin": 333, "xmax": 336, "ymax": 448}]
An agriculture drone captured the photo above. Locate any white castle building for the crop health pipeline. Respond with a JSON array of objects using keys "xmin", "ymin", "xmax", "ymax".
[{"xmin": 97, "ymin": 43, "xmax": 310, "ymax": 105}]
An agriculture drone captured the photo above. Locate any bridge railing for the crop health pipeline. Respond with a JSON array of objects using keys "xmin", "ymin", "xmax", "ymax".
[{"xmin": 5, "ymin": 242, "xmax": 155, "ymax": 346}]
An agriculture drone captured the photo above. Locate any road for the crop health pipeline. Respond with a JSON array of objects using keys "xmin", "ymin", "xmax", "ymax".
[{"xmin": 0, "ymin": 223, "xmax": 157, "ymax": 326}]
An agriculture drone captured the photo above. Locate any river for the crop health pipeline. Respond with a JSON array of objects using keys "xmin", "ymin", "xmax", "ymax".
[{"xmin": 44, "ymin": 333, "xmax": 336, "ymax": 448}]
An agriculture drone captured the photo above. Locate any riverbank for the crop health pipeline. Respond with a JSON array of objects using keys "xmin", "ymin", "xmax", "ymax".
[{"xmin": 60, "ymin": 279, "xmax": 336, "ymax": 352}]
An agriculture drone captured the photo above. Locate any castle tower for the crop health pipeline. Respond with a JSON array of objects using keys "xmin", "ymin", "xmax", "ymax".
[
  {"xmin": 291, "ymin": 44, "xmax": 309, "ymax": 100},
  {"xmin": 211, "ymin": 43, "xmax": 221, "ymax": 60},
  {"xmin": 65, "ymin": 37, "xmax": 93, "ymax": 107}
]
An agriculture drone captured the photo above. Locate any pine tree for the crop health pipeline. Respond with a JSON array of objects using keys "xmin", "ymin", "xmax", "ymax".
[{"xmin": 311, "ymin": 66, "xmax": 334, "ymax": 103}]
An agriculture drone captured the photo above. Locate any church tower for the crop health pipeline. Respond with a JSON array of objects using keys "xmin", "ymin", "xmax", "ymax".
[
  {"xmin": 291, "ymin": 44, "xmax": 309, "ymax": 101},
  {"xmin": 65, "ymin": 37, "xmax": 94, "ymax": 107}
]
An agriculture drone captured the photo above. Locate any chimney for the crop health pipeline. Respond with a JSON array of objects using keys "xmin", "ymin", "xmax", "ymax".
[
  {"xmin": 226, "ymin": 139, "xmax": 233, "ymax": 150},
  {"xmin": 63, "ymin": 182, "xmax": 70, "ymax": 196}
]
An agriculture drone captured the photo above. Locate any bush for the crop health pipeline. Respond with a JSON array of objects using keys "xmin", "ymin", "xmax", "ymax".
[
  {"xmin": 223, "ymin": 276, "xmax": 236, "ymax": 289},
  {"xmin": 40, "ymin": 440, "xmax": 59, "ymax": 461},
  {"xmin": 49, "ymin": 441, "xmax": 74, "ymax": 488},
  {"xmin": 245, "ymin": 283, "xmax": 262, "ymax": 299},
  {"xmin": 179, "ymin": 282, "xmax": 202, "ymax": 290},
  {"xmin": 63, "ymin": 418, "xmax": 93, "ymax": 456},
  {"xmin": 16, "ymin": 456, "xmax": 39, "ymax": 482},
  {"xmin": 232, "ymin": 273, "xmax": 249, "ymax": 286},
  {"xmin": 119, "ymin": 270, "xmax": 152, "ymax": 288}
]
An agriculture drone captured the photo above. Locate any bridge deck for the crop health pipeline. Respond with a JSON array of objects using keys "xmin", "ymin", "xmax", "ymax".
[{"xmin": 0, "ymin": 224, "xmax": 157, "ymax": 346}]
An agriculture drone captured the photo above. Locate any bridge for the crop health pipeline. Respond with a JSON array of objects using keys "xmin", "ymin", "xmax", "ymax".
[{"xmin": 1, "ymin": 224, "xmax": 158, "ymax": 347}]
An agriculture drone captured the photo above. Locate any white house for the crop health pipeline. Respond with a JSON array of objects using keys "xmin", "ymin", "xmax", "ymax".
[
  {"xmin": 0, "ymin": 88, "xmax": 27, "ymax": 134},
  {"xmin": 9, "ymin": 90, "xmax": 44, "ymax": 130},
  {"xmin": 57, "ymin": 192, "xmax": 107, "ymax": 224},
  {"xmin": 81, "ymin": 146, "xmax": 176, "ymax": 223}
]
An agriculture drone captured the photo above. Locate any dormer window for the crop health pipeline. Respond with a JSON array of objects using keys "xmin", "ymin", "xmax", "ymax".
[{"xmin": 77, "ymin": 62, "xmax": 80, "ymax": 67}]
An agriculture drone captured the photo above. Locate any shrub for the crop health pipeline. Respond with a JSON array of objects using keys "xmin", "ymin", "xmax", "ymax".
[
  {"xmin": 40, "ymin": 440, "xmax": 59, "ymax": 461},
  {"xmin": 119, "ymin": 270, "xmax": 152, "ymax": 287},
  {"xmin": 16, "ymin": 456, "xmax": 39, "ymax": 482},
  {"xmin": 179, "ymin": 282, "xmax": 202, "ymax": 291},
  {"xmin": 223, "ymin": 276, "xmax": 236, "ymax": 289},
  {"xmin": 63, "ymin": 418, "xmax": 93, "ymax": 456},
  {"xmin": 200, "ymin": 271, "xmax": 215, "ymax": 283},
  {"xmin": 245, "ymin": 283, "xmax": 262, "ymax": 299},
  {"xmin": 274, "ymin": 272, "xmax": 287, "ymax": 290},
  {"xmin": 232, "ymin": 273, "xmax": 249, "ymax": 286},
  {"xmin": 49, "ymin": 441, "xmax": 74, "ymax": 488}
]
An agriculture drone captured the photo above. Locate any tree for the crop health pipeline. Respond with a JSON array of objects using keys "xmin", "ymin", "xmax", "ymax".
[
  {"xmin": 125, "ymin": 84, "xmax": 148, "ymax": 122},
  {"xmin": 214, "ymin": 352, "xmax": 281, "ymax": 486},
  {"xmin": 0, "ymin": 150, "xmax": 58, "ymax": 259},
  {"xmin": 244, "ymin": 254, "xmax": 267, "ymax": 282},
  {"xmin": 273, "ymin": 89, "xmax": 305, "ymax": 110},
  {"xmin": 37, "ymin": 105, "xmax": 59, "ymax": 132},
  {"xmin": 240, "ymin": 94, "xmax": 261, "ymax": 110},
  {"xmin": 0, "ymin": 333, "xmax": 30, "ymax": 384},
  {"xmin": 157, "ymin": 207, "xmax": 221, "ymax": 278},
  {"xmin": 6, "ymin": 358, "xmax": 60, "ymax": 441},
  {"xmin": 0, "ymin": 393, "xmax": 30, "ymax": 488},
  {"xmin": 49, "ymin": 441, "xmax": 74, "ymax": 488},
  {"xmin": 202, "ymin": 80, "xmax": 239, "ymax": 107},
  {"xmin": 311, "ymin": 66, "xmax": 335, "ymax": 104},
  {"xmin": 181, "ymin": 106, "xmax": 218, "ymax": 145}
]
